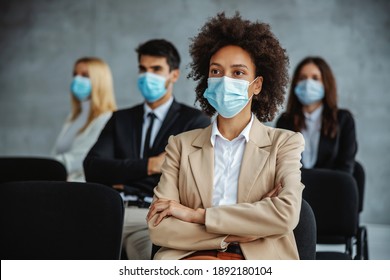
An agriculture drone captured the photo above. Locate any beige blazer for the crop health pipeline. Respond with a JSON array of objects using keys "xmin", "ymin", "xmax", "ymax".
[{"xmin": 148, "ymin": 118, "xmax": 305, "ymax": 260}]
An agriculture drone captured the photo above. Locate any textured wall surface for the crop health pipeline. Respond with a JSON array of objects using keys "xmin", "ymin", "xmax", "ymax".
[{"xmin": 1, "ymin": 0, "xmax": 389, "ymax": 224}]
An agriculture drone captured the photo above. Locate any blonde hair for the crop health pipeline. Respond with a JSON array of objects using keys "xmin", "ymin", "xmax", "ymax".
[{"xmin": 70, "ymin": 57, "xmax": 117, "ymax": 132}]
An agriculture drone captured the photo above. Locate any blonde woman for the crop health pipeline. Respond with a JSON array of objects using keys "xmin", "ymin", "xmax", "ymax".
[{"xmin": 52, "ymin": 57, "xmax": 117, "ymax": 182}]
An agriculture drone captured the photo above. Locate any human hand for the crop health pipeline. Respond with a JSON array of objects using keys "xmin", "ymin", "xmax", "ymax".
[
  {"xmin": 147, "ymin": 152, "xmax": 166, "ymax": 175},
  {"xmin": 262, "ymin": 182, "xmax": 282, "ymax": 199},
  {"xmin": 147, "ymin": 199, "xmax": 205, "ymax": 226},
  {"xmin": 113, "ymin": 184, "xmax": 124, "ymax": 190}
]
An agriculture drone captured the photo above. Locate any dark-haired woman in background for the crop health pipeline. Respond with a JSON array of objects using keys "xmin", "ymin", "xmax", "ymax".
[{"xmin": 276, "ymin": 57, "xmax": 357, "ymax": 173}]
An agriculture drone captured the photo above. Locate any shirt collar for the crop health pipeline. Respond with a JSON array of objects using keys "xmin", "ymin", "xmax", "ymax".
[
  {"xmin": 210, "ymin": 114, "xmax": 254, "ymax": 146},
  {"xmin": 304, "ymin": 104, "xmax": 323, "ymax": 122},
  {"xmin": 143, "ymin": 96, "xmax": 174, "ymax": 121}
]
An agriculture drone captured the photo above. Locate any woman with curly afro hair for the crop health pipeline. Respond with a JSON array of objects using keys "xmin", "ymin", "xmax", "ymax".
[{"xmin": 147, "ymin": 12, "xmax": 305, "ymax": 260}]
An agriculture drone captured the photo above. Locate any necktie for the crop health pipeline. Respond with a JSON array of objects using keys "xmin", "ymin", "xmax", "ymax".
[{"xmin": 143, "ymin": 112, "xmax": 156, "ymax": 158}]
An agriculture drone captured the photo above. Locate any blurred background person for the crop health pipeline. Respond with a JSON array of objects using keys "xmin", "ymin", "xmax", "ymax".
[
  {"xmin": 276, "ymin": 56, "xmax": 357, "ymax": 173},
  {"xmin": 52, "ymin": 57, "xmax": 117, "ymax": 181}
]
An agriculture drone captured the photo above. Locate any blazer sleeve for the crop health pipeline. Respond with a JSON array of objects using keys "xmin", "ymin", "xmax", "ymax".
[
  {"xmin": 205, "ymin": 132, "xmax": 305, "ymax": 237},
  {"xmin": 148, "ymin": 135, "xmax": 228, "ymax": 251},
  {"xmin": 83, "ymin": 113, "xmax": 149, "ymax": 185},
  {"xmin": 334, "ymin": 110, "xmax": 357, "ymax": 173}
]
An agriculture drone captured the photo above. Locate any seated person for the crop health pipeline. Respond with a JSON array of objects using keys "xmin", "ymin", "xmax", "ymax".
[
  {"xmin": 276, "ymin": 56, "xmax": 357, "ymax": 173},
  {"xmin": 52, "ymin": 57, "xmax": 116, "ymax": 182},
  {"xmin": 83, "ymin": 39, "xmax": 210, "ymax": 259},
  {"xmin": 147, "ymin": 13, "xmax": 305, "ymax": 260}
]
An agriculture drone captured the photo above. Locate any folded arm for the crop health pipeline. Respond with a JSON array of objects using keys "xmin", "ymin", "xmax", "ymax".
[
  {"xmin": 148, "ymin": 131, "xmax": 304, "ymax": 249},
  {"xmin": 205, "ymin": 132, "xmax": 304, "ymax": 237}
]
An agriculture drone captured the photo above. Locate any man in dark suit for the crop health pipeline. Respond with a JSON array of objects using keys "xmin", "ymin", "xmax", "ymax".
[{"xmin": 83, "ymin": 39, "xmax": 210, "ymax": 259}]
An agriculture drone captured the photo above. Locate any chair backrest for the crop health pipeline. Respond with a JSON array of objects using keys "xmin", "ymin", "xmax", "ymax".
[
  {"xmin": 0, "ymin": 157, "xmax": 67, "ymax": 183},
  {"xmin": 301, "ymin": 168, "xmax": 359, "ymax": 259},
  {"xmin": 293, "ymin": 199, "xmax": 317, "ymax": 260},
  {"xmin": 301, "ymin": 168, "xmax": 359, "ymax": 240},
  {"xmin": 353, "ymin": 161, "xmax": 365, "ymax": 213},
  {"xmin": 0, "ymin": 181, "xmax": 124, "ymax": 259}
]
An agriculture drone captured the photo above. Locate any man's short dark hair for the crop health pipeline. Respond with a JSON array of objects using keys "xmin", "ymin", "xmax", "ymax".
[{"xmin": 136, "ymin": 39, "xmax": 180, "ymax": 71}]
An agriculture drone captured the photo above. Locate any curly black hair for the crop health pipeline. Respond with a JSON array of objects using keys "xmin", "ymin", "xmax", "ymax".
[{"xmin": 188, "ymin": 12, "xmax": 289, "ymax": 122}]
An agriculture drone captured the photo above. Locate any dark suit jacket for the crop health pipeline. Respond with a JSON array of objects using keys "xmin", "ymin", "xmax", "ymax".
[
  {"xmin": 83, "ymin": 100, "xmax": 210, "ymax": 196},
  {"xmin": 276, "ymin": 109, "xmax": 357, "ymax": 173}
]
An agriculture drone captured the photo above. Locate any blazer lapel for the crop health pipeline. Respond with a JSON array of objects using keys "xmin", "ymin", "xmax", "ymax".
[
  {"xmin": 238, "ymin": 119, "xmax": 272, "ymax": 202},
  {"xmin": 188, "ymin": 126, "xmax": 214, "ymax": 209}
]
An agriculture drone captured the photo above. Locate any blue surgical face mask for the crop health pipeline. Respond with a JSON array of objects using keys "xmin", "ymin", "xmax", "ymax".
[
  {"xmin": 70, "ymin": 75, "xmax": 92, "ymax": 101},
  {"xmin": 137, "ymin": 72, "xmax": 167, "ymax": 103},
  {"xmin": 203, "ymin": 76, "xmax": 257, "ymax": 118},
  {"xmin": 294, "ymin": 79, "xmax": 325, "ymax": 105}
]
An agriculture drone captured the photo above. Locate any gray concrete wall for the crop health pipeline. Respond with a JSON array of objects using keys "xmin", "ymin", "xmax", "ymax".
[{"xmin": 1, "ymin": 0, "xmax": 389, "ymax": 224}]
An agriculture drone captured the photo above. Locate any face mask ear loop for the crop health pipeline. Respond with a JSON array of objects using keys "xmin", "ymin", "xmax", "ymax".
[
  {"xmin": 248, "ymin": 76, "xmax": 259, "ymax": 98},
  {"xmin": 249, "ymin": 76, "xmax": 258, "ymax": 86}
]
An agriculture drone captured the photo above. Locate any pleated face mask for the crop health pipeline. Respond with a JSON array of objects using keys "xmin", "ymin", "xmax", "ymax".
[
  {"xmin": 70, "ymin": 75, "xmax": 92, "ymax": 101},
  {"xmin": 137, "ymin": 72, "xmax": 167, "ymax": 103},
  {"xmin": 203, "ymin": 76, "xmax": 256, "ymax": 118},
  {"xmin": 294, "ymin": 79, "xmax": 325, "ymax": 105}
]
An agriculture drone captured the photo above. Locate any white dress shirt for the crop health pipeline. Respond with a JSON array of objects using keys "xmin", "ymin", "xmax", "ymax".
[
  {"xmin": 55, "ymin": 100, "xmax": 90, "ymax": 154},
  {"xmin": 210, "ymin": 114, "xmax": 254, "ymax": 206},
  {"xmin": 52, "ymin": 101, "xmax": 112, "ymax": 182},
  {"xmin": 140, "ymin": 97, "xmax": 173, "ymax": 158},
  {"xmin": 301, "ymin": 105, "xmax": 323, "ymax": 168}
]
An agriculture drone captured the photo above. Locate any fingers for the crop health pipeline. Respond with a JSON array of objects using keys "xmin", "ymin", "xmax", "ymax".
[
  {"xmin": 159, "ymin": 152, "xmax": 167, "ymax": 158},
  {"xmin": 112, "ymin": 184, "xmax": 124, "ymax": 190},
  {"xmin": 148, "ymin": 200, "xmax": 177, "ymax": 226},
  {"xmin": 147, "ymin": 200, "xmax": 166, "ymax": 221},
  {"xmin": 273, "ymin": 183, "xmax": 282, "ymax": 196},
  {"xmin": 147, "ymin": 199, "xmax": 172, "ymax": 224},
  {"xmin": 262, "ymin": 182, "xmax": 283, "ymax": 199},
  {"xmin": 262, "ymin": 187, "xmax": 276, "ymax": 199},
  {"xmin": 147, "ymin": 199, "xmax": 204, "ymax": 226},
  {"xmin": 153, "ymin": 209, "xmax": 171, "ymax": 226}
]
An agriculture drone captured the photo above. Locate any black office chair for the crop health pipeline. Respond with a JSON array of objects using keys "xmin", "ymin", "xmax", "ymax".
[
  {"xmin": 294, "ymin": 199, "xmax": 317, "ymax": 260},
  {"xmin": 151, "ymin": 199, "xmax": 317, "ymax": 260},
  {"xmin": 352, "ymin": 161, "xmax": 369, "ymax": 260},
  {"xmin": 0, "ymin": 157, "xmax": 67, "ymax": 183},
  {"xmin": 0, "ymin": 181, "xmax": 124, "ymax": 259},
  {"xmin": 301, "ymin": 168, "xmax": 360, "ymax": 260}
]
